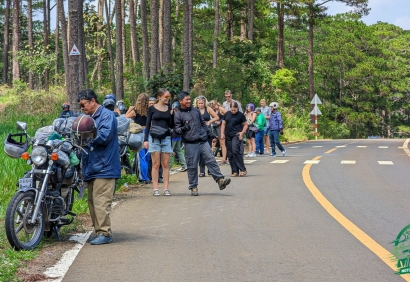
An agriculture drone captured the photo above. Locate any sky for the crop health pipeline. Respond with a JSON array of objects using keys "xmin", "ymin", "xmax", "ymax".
[{"xmin": 326, "ymin": 0, "xmax": 410, "ymax": 30}]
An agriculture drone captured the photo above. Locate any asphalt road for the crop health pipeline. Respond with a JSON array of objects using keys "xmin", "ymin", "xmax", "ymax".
[{"xmin": 63, "ymin": 139, "xmax": 410, "ymax": 281}]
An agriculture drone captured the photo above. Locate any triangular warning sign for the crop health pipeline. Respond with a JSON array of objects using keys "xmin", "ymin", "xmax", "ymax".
[
  {"xmin": 69, "ymin": 44, "xmax": 81, "ymax": 56},
  {"xmin": 310, "ymin": 105, "xmax": 322, "ymax": 115}
]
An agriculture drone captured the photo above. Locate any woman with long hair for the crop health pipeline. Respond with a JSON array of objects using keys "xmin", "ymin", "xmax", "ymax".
[
  {"xmin": 244, "ymin": 103, "xmax": 257, "ymax": 157},
  {"xmin": 221, "ymin": 102, "xmax": 248, "ymax": 177},
  {"xmin": 125, "ymin": 93, "xmax": 150, "ymax": 184},
  {"xmin": 194, "ymin": 96, "xmax": 219, "ymax": 177},
  {"xmin": 144, "ymin": 89, "xmax": 174, "ymax": 196}
]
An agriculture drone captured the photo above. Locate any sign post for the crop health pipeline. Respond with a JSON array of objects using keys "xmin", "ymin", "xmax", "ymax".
[{"xmin": 310, "ymin": 94, "xmax": 322, "ymax": 140}]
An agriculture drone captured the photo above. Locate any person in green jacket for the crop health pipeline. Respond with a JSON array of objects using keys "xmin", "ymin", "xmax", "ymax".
[{"xmin": 255, "ymin": 108, "xmax": 267, "ymax": 155}]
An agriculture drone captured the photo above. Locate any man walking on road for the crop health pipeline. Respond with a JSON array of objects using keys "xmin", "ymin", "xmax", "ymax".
[
  {"xmin": 77, "ymin": 89, "xmax": 121, "ymax": 245},
  {"xmin": 259, "ymin": 99, "xmax": 271, "ymax": 154},
  {"xmin": 268, "ymin": 102, "xmax": 286, "ymax": 157},
  {"xmin": 174, "ymin": 91, "xmax": 231, "ymax": 196}
]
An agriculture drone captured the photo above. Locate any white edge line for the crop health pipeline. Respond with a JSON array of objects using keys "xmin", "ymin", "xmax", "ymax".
[{"xmin": 43, "ymin": 231, "xmax": 92, "ymax": 281}]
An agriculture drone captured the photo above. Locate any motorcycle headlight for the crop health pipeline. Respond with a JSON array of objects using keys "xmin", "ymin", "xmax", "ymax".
[{"xmin": 31, "ymin": 146, "xmax": 48, "ymax": 166}]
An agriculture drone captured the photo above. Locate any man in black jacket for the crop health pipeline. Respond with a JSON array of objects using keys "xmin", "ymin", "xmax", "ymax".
[{"xmin": 174, "ymin": 91, "xmax": 231, "ymax": 196}]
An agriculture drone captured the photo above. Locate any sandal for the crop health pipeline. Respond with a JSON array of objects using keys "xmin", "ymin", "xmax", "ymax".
[
  {"xmin": 231, "ymin": 172, "xmax": 239, "ymax": 177},
  {"xmin": 239, "ymin": 171, "xmax": 247, "ymax": 177},
  {"xmin": 199, "ymin": 173, "xmax": 206, "ymax": 177}
]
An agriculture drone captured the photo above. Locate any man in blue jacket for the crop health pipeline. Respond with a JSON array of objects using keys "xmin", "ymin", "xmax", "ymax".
[
  {"xmin": 78, "ymin": 89, "xmax": 121, "ymax": 245},
  {"xmin": 174, "ymin": 91, "xmax": 231, "ymax": 196},
  {"xmin": 268, "ymin": 102, "xmax": 286, "ymax": 157}
]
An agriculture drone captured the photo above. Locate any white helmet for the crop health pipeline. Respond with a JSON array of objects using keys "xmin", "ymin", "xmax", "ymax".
[{"xmin": 269, "ymin": 102, "xmax": 278, "ymax": 109}]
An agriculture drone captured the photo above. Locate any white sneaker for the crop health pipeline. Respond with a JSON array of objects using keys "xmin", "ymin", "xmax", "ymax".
[
  {"xmin": 251, "ymin": 152, "xmax": 256, "ymax": 157},
  {"xmin": 282, "ymin": 150, "xmax": 287, "ymax": 156}
]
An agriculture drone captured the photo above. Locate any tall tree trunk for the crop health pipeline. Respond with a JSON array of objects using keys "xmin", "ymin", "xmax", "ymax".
[
  {"xmin": 115, "ymin": 0, "xmax": 124, "ymax": 99},
  {"xmin": 2, "ymin": 0, "xmax": 11, "ymax": 84},
  {"xmin": 308, "ymin": 5, "xmax": 315, "ymax": 121},
  {"xmin": 226, "ymin": 1, "xmax": 233, "ymax": 41},
  {"xmin": 162, "ymin": 0, "xmax": 171, "ymax": 72},
  {"xmin": 240, "ymin": 8, "xmax": 246, "ymax": 40},
  {"xmin": 140, "ymin": 0, "xmax": 150, "ymax": 79},
  {"xmin": 12, "ymin": 0, "xmax": 20, "ymax": 82},
  {"xmin": 43, "ymin": 0, "xmax": 49, "ymax": 90},
  {"xmin": 68, "ymin": 0, "xmax": 81, "ymax": 113},
  {"xmin": 105, "ymin": 0, "xmax": 116, "ymax": 93},
  {"xmin": 183, "ymin": 0, "xmax": 192, "ymax": 91},
  {"xmin": 28, "ymin": 0, "xmax": 34, "ymax": 89},
  {"xmin": 159, "ymin": 0, "xmax": 164, "ymax": 68},
  {"xmin": 121, "ymin": 0, "xmax": 126, "ymax": 67},
  {"xmin": 129, "ymin": 0, "xmax": 139, "ymax": 64},
  {"xmin": 150, "ymin": 0, "xmax": 159, "ymax": 77},
  {"xmin": 77, "ymin": 0, "xmax": 88, "ymax": 88},
  {"xmin": 54, "ymin": 6, "xmax": 59, "ymax": 85},
  {"xmin": 212, "ymin": 0, "xmax": 219, "ymax": 69},
  {"xmin": 97, "ymin": 0, "xmax": 104, "ymax": 88},
  {"xmin": 58, "ymin": 0, "xmax": 69, "ymax": 92},
  {"xmin": 247, "ymin": 0, "xmax": 254, "ymax": 40},
  {"xmin": 276, "ymin": 1, "xmax": 284, "ymax": 68},
  {"xmin": 172, "ymin": 0, "xmax": 179, "ymax": 51},
  {"xmin": 188, "ymin": 0, "xmax": 193, "ymax": 78}
]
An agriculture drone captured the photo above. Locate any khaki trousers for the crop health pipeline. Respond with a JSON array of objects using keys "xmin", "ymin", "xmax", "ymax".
[{"xmin": 87, "ymin": 178, "xmax": 115, "ymax": 236}]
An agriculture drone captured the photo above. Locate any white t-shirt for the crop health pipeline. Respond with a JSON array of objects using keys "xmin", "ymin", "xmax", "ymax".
[{"xmin": 222, "ymin": 99, "xmax": 243, "ymax": 112}]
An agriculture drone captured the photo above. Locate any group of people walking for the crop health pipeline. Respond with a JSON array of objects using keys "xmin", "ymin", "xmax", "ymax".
[{"xmin": 74, "ymin": 88, "xmax": 285, "ymax": 245}]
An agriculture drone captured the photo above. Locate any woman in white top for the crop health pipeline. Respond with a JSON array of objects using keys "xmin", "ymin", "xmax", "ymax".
[{"xmin": 244, "ymin": 103, "xmax": 257, "ymax": 157}]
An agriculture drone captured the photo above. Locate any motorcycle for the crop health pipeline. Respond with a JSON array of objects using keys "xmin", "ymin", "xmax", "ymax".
[{"xmin": 4, "ymin": 121, "xmax": 85, "ymax": 250}]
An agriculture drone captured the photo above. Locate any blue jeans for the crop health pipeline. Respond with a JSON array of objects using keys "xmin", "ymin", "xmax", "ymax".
[
  {"xmin": 268, "ymin": 130, "xmax": 284, "ymax": 155},
  {"xmin": 255, "ymin": 130, "xmax": 264, "ymax": 154}
]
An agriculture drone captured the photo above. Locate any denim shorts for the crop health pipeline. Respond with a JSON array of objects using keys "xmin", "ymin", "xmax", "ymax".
[{"xmin": 148, "ymin": 135, "xmax": 173, "ymax": 153}]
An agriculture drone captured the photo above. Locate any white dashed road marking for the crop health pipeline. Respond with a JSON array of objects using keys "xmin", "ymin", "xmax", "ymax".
[
  {"xmin": 270, "ymin": 160, "xmax": 289, "ymax": 164},
  {"xmin": 244, "ymin": 160, "xmax": 257, "ymax": 164},
  {"xmin": 337, "ymin": 146, "xmax": 346, "ymax": 148},
  {"xmin": 304, "ymin": 160, "xmax": 320, "ymax": 164},
  {"xmin": 43, "ymin": 232, "xmax": 92, "ymax": 281},
  {"xmin": 378, "ymin": 161, "xmax": 393, "ymax": 165},
  {"xmin": 341, "ymin": 160, "xmax": 356, "ymax": 164},
  {"xmin": 357, "ymin": 146, "xmax": 367, "ymax": 148},
  {"xmin": 378, "ymin": 146, "xmax": 388, "ymax": 149},
  {"xmin": 313, "ymin": 146, "xmax": 323, "ymax": 148},
  {"xmin": 288, "ymin": 146, "xmax": 299, "ymax": 148}
]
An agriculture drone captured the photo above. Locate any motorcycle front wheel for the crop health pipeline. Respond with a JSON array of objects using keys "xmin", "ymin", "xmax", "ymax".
[{"xmin": 5, "ymin": 191, "xmax": 45, "ymax": 251}]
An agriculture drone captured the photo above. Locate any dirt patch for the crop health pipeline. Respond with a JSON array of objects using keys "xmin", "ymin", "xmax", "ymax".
[{"xmin": 16, "ymin": 182, "xmax": 151, "ymax": 282}]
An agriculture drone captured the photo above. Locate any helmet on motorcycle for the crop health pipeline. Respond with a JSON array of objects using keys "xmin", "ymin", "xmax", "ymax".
[
  {"xmin": 62, "ymin": 102, "xmax": 70, "ymax": 110},
  {"xmin": 102, "ymin": 98, "xmax": 116, "ymax": 111},
  {"xmin": 104, "ymin": 94, "xmax": 116, "ymax": 103},
  {"xmin": 171, "ymin": 101, "xmax": 180, "ymax": 109},
  {"xmin": 4, "ymin": 133, "xmax": 29, "ymax": 158},
  {"xmin": 269, "ymin": 102, "xmax": 279, "ymax": 109},
  {"xmin": 116, "ymin": 100, "xmax": 127, "ymax": 114},
  {"xmin": 71, "ymin": 115, "xmax": 96, "ymax": 146},
  {"xmin": 246, "ymin": 103, "xmax": 255, "ymax": 111}
]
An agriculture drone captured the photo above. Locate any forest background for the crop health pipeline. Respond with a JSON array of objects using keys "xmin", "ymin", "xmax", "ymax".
[{"xmin": 1, "ymin": 0, "xmax": 410, "ymax": 140}]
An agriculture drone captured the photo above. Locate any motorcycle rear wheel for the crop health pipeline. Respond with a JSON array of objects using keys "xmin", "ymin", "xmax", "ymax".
[{"xmin": 5, "ymin": 191, "xmax": 45, "ymax": 251}]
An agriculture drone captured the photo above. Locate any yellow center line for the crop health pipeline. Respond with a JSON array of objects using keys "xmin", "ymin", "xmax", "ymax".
[
  {"xmin": 302, "ymin": 155, "xmax": 410, "ymax": 280},
  {"xmin": 325, "ymin": 148, "xmax": 337, "ymax": 154}
]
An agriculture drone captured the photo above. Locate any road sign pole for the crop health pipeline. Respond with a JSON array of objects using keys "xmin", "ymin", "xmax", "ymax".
[{"xmin": 310, "ymin": 94, "xmax": 322, "ymax": 140}]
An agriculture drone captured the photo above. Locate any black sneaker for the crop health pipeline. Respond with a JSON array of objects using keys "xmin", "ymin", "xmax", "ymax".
[{"xmin": 217, "ymin": 177, "xmax": 231, "ymax": 190}]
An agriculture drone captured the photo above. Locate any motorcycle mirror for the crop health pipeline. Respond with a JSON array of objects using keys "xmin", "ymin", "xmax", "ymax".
[{"xmin": 16, "ymin": 121, "xmax": 27, "ymax": 132}]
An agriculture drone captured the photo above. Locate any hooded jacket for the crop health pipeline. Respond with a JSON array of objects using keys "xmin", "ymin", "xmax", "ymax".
[
  {"xmin": 81, "ymin": 106, "xmax": 121, "ymax": 181},
  {"xmin": 174, "ymin": 106, "xmax": 209, "ymax": 143},
  {"xmin": 268, "ymin": 110, "xmax": 283, "ymax": 131}
]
